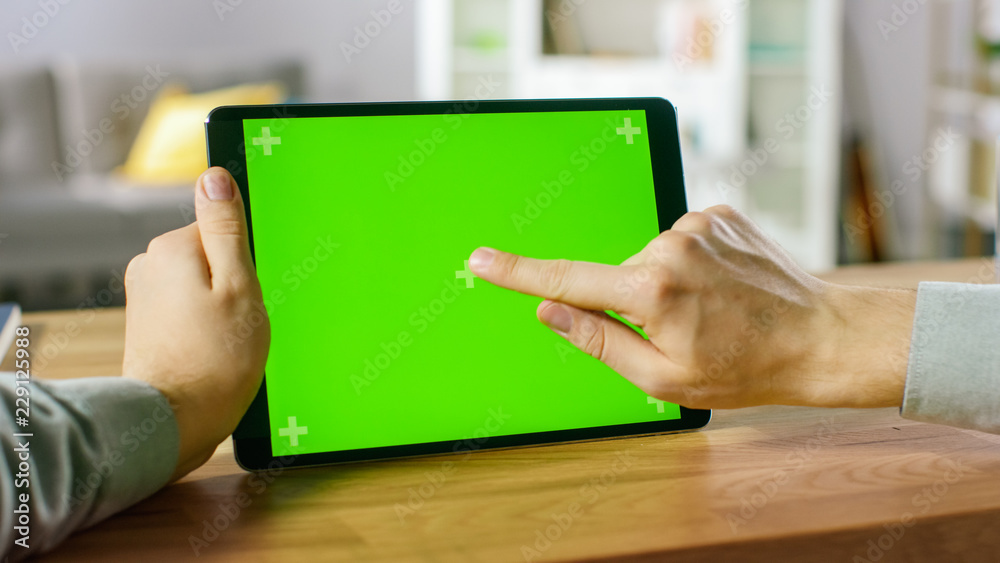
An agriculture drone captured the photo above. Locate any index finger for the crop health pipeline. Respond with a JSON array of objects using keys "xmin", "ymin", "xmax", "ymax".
[{"xmin": 468, "ymin": 247, "xmax": 632, "ymax": 313}]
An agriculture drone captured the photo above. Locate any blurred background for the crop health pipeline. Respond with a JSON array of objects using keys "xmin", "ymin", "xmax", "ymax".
[{"xmin": 0, "ymin": 0, "xmax": 995, "ymax": 310}]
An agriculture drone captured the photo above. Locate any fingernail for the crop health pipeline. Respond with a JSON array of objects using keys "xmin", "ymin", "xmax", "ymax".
[
  {"xmin": 469, "ymin": 247, "xmax": 495, "ymax": 274},
  {"xmin": 539, "ymin": 303, "xmax": 573, "ymax": 335},
  {"xmin": 203, "ymin": 171, "xmax": 233, "ymax": 201}
]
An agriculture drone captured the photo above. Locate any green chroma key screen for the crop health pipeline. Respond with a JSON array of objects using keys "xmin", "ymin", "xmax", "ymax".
[{"xmin": 241, "ymin": 108, "xmax": 682, "ymax": 459}]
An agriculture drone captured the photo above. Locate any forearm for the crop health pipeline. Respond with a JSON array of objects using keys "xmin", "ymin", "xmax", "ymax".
[
  {"xmin": 810, "ymin": 280, "xmax": 1000, "ymax": 434},
  {"xmin": 761, "ymin": 283, "xmax": 916, "ymax": 409},
  {"xmin": 1, "ymin": 375, "xmax": 179, "ymax": 560},
  {"xmin": 823, "ymin": 285, "xmax": 917, "ymax": 408}
]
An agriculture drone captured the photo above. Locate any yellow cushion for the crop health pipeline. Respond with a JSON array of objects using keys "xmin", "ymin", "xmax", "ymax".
[{"xmin": 119, "ymin": 82, "xmax": 285, "ymax": 185}]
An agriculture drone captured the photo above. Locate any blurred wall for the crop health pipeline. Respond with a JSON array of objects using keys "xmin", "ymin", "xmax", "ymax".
[
  {"xmin": 0, "ymin": 0, "xmax": 417, "ymax": 310},
  {"xmin": 842, "ymin": 0, "xmax": 932, "ymax": 260},
  {"xmin": 0, "ymin": 0, "xmax": 417, "ymax": 102}
]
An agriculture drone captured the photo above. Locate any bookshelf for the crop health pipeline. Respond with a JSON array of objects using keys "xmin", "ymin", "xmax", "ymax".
[
  {"xmin": 743, "ymin": 0, "xmax": 841, "ymax": 271},
  {"xmin": 926, "ymin": 0, "xmax": 1000, "ymax": 257},
  {"xmin": 415, "ymin": 0, "xmax": 842, "ymax": 271}
]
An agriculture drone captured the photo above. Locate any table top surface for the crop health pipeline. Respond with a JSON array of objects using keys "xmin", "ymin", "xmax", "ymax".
[{"xmin": 9, "ymin": 257, "xmax": 1000, "ymax": 562}]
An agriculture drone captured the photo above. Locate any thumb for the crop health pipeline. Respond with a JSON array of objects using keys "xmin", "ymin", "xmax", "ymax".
[
  {"xmin": 536, "ymin": 300, "xmax": 677, "ymax": 397},
  {"xmin": 195, "ymin": 167, "xmax": 254, "ymax": 285}
]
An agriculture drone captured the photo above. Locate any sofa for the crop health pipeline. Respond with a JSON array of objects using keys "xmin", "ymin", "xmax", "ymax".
[{"xmin": 0, "ymin": 58, "xmax": 303, "ymax": 310}]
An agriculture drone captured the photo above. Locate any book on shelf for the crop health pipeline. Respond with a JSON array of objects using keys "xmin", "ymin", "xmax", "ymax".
[{"xmin": 0, "ymin": 303, "xmax": 23, "ymax": 366}]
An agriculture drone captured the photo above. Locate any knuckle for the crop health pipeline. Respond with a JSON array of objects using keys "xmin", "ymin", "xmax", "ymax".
[
  {"xmin": 704, "ymin": 203, "xmax": 738, "ymax": 219},
  {"xmin": 675, "ymin": 232, "xmax": 703, "ymax": 256},
  {"xmin": 645, "ymin": 235, "xmax": 673, "ymax": 260},
  {"xmin": 201, "ymin": 218, "xmax": 245, "ymax": 238},
  {"xmin": 216, "ymin": 271, "xmax": 258, "ymax": 303},
  {"xmin": 145, "ymin": 233, "xmax": 170, "ymax": 255},
  {"xmin": 146, "ymin": 223, "xmax": 198, "ymax": 256},
  {"xmin": 124, "ymin": 255, "xmax": 144, "ymax": 290},
  {"xmin": 627, "ymin": 251, "xmax": 681, "ymax": 307},
  {"xmin": 528, "ymin": 258, "xmax": 573, "ymax": 300},
  {"xmin": 495, "ymin": 252, "xmax": 521, "ymax": 281},
  {"xmin": 145, "ymin": 225, "xmax": 193, "ymax": 255},
  {"xmin": 125, "ymin": 254, "xmax": 142, "ymax": 274},
  {"xmin": 646, "ymin": 231, "xmax": 702, "ymax": 260},
  {"xmin": 636, "ymin": 266, "xmax": 676, "ymax": 304},
  {"xmin": 577, "ymin": 317, "xmax": 611, "ymax": 363},
  {"xmin": 672, "ymin": 211, "xmax": 713, "ymax": 233}
]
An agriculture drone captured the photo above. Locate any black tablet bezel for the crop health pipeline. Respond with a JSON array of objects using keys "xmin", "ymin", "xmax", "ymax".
[{"xmin": 206, "ymin": 97, "xmax": 710, "ymax": 471}]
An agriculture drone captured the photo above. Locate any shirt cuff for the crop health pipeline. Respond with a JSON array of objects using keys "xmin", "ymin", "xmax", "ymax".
[
  {"xmin": 37, "ymin": 377, "xmax": 180, "ymax": 522},
  {"xmin": 902, "ymin": 281, "xmax": 1000, "ymax": 434}
]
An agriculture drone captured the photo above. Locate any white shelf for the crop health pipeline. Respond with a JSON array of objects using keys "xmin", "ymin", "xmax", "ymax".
[
  {"xmin": 415, "ymin": 0, "xmax": 841, "ymax": 271},
  {"xmin": 453, "ymin": 47, "xmax": 510, "ymax": 73},
  {"xmin": 749, "ymin": 62, "xmax": 807, "ymax": 77},
  {"xmin": 931, "ymin": 85, "xmax": 1000, "ymax": 140}
]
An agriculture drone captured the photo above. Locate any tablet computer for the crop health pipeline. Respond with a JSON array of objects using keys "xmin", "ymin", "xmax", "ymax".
[{"xmin": 206, "ymin": 97, "xmax": 710, "ymax": 470}]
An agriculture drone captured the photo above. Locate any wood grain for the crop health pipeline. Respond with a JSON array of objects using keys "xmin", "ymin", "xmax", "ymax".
[{"xmin": 19, "ymin": 257, "xmax": 1000, "ymax": 562}]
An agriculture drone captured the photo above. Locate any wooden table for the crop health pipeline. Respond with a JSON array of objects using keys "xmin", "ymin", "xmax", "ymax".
[{"xmin": 11, "ymin": 258, "xmax": 1000, "ymax": 562}]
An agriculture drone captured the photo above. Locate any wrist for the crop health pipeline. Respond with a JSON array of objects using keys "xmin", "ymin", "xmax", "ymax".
[
  {"xmin": 811, "ymin": 284, "xmax": 917, "ymax": 408},
  {"xmin": 169, "ymin": 408, "xmax": 223, "ymax": 481},
  {"xmin": 164, "ymin": 389, "xmax": 226, "ymax": 481}
]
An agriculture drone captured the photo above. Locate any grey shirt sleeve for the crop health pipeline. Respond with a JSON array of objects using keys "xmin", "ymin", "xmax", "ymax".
[
  {"xmin": 902, "ymin": 281, "xmax": 1000, "ymax": 434},
  {"xmin": 1, "ymin": 375, "xmax": 179, "ymax": 560}
]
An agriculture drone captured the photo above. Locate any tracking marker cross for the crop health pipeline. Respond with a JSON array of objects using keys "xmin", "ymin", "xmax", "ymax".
[
  {"xmin": 617, "ymin": 118, "xmax": 641, "ymax": 145},
  {"xmin": 253, "ymin": 127, "xmax": 282, "ymax": 156},
  {"xmin": 278, "ymin": 416, "xmax": 308, "ymax": 447}
]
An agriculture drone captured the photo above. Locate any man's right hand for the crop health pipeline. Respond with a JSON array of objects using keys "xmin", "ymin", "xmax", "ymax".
[{"xmin": 469, "ymin": 205, "xmax": 917, "ymax": 410}]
